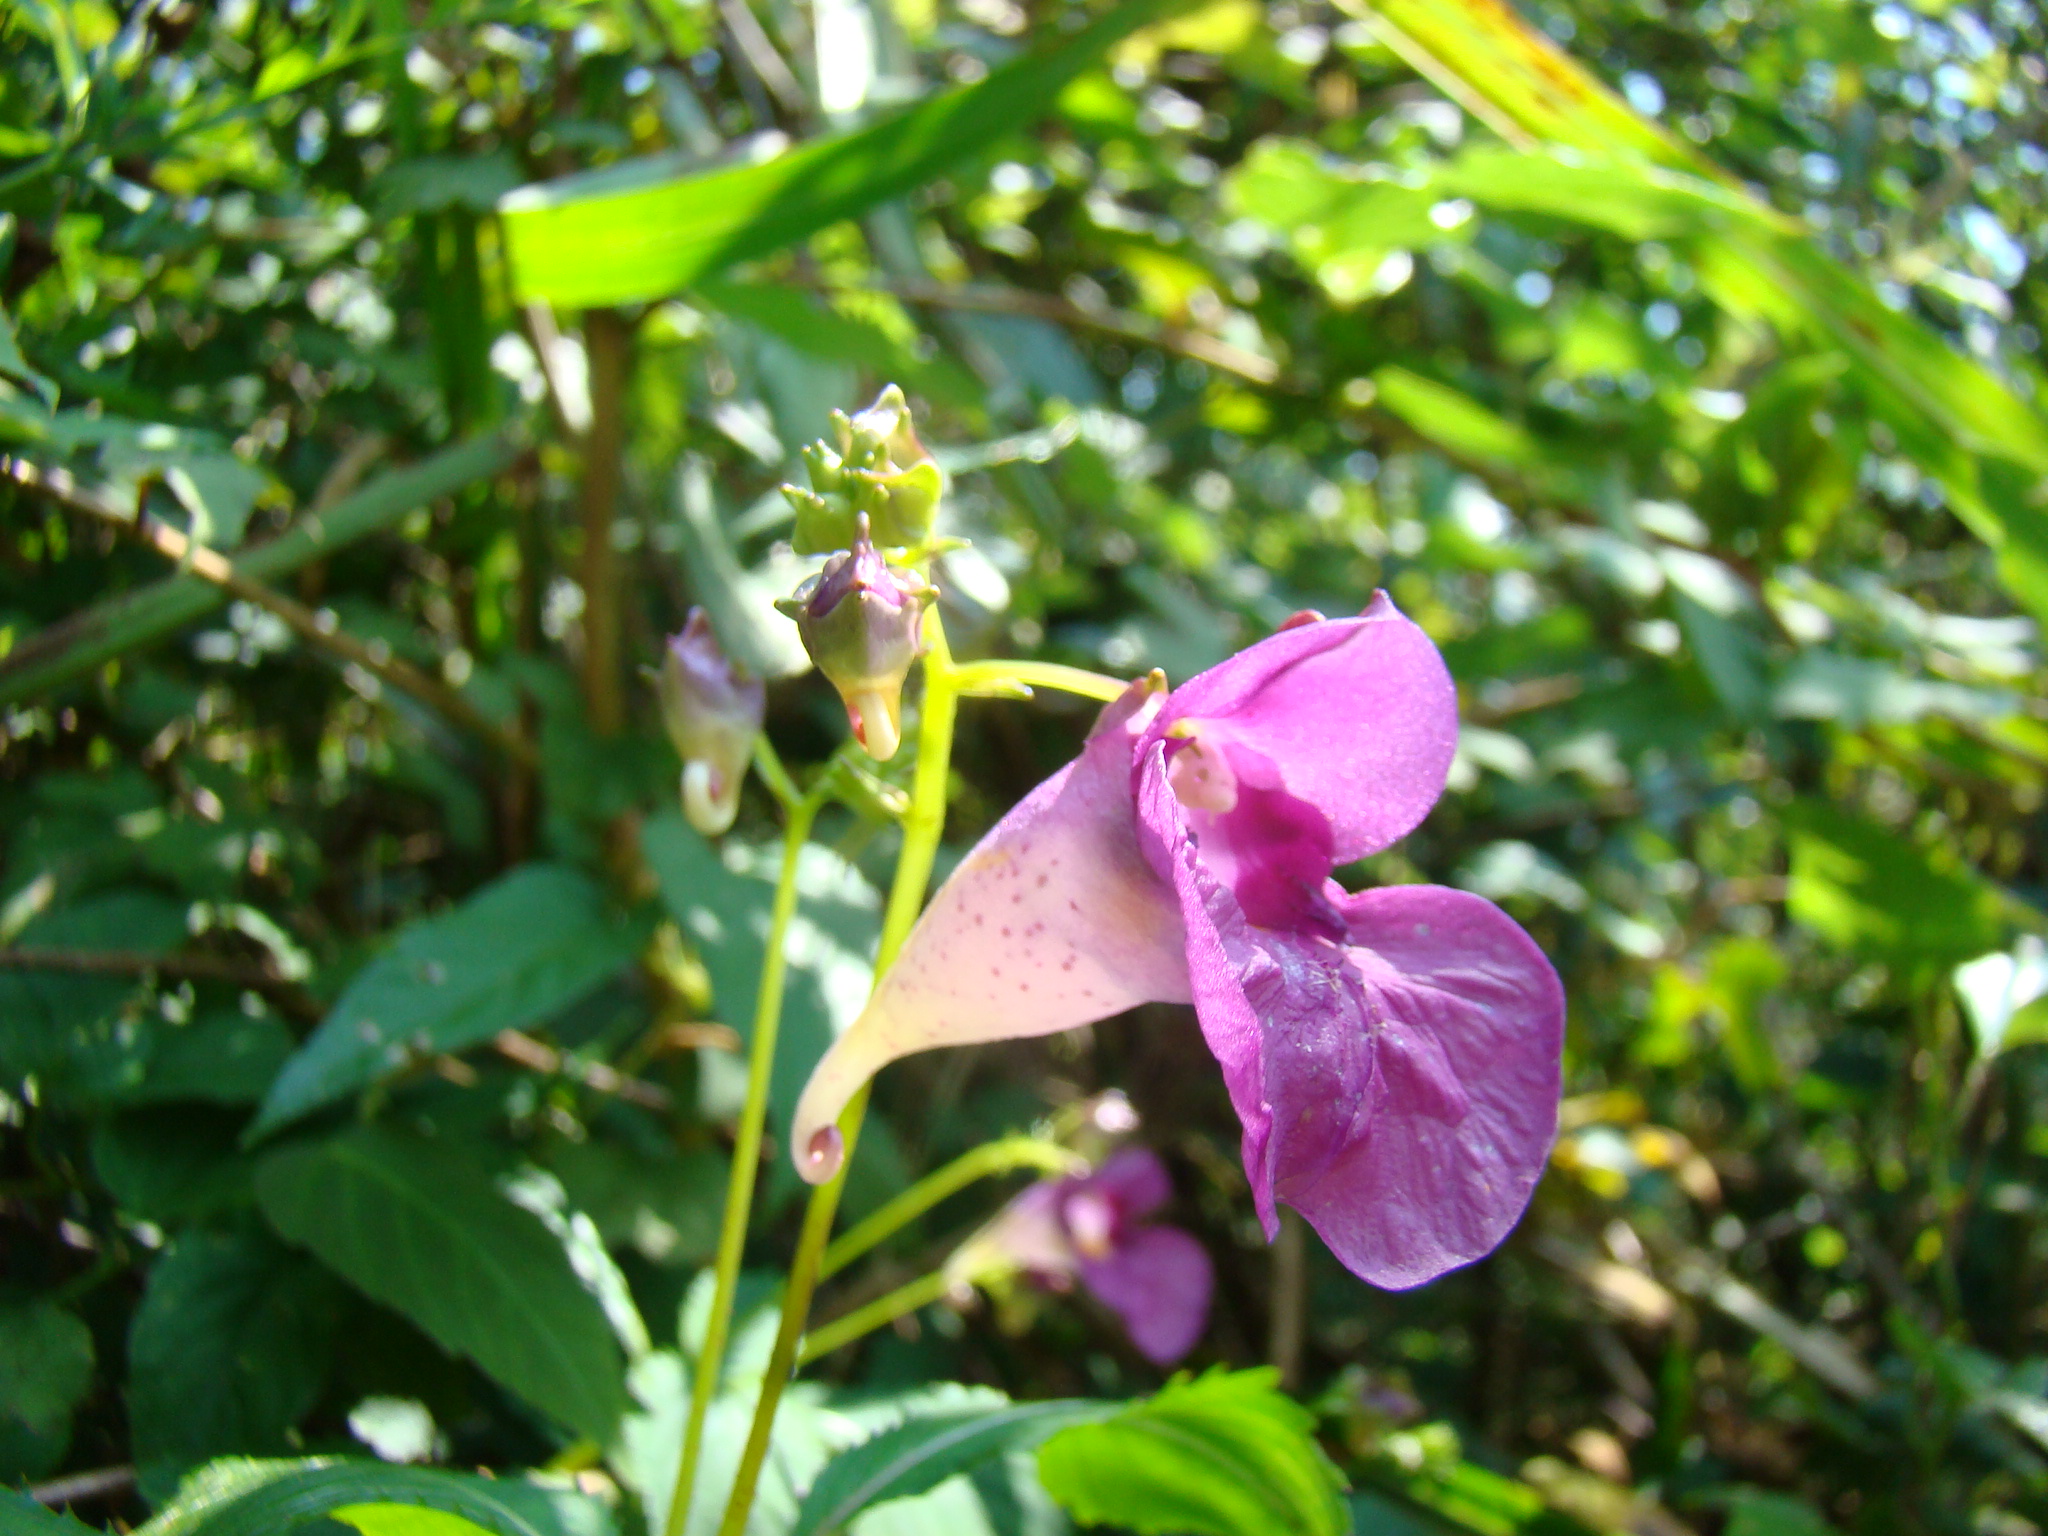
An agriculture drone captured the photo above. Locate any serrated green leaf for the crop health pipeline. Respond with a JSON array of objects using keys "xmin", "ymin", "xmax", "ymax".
[
  {"xmin": 251, "ymin": 864, "xmax": 643, "ymax": 1138},
  {"xmin": 1035, "ymin": 1369, "xmax": 1347, "ymax": 1536},
  {"xmin": 0, "ymin": 1301, "xmax": 93, "ymax": 1483},
  {"xmin": 0, "ymin": 1490, "xmax": 97, "ymax": 1536},
  {"xmin": 792, "ymin": 1400, "xmax": 1113, "ymax": 1536},
  {"xmin": 128, "ymin": 1231, "xmax": 341, "ymax": 1501},
  {"xmin": 498, "ymin": 0, "xmax": 1193, "ymax": 307},
  {"xmin": 254, "ymin": 1125, "xmax": 627, "ymax": 1442},
  {"xmin": 134, "ymin": 1459, "xmax": 609, "ymax": 1536},
  {"xmin": 329, "ymin": 1505, "xmax": 498, "ymax": 1536}
]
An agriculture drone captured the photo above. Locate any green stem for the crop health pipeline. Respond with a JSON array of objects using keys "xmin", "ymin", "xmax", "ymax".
[
  {"xmin": 797, "ymin": 1271, "xmax": 955, "ymax": 1367},
  {"xmin": 819, "ymin": 1136, "xmax": 1084, "ymax": 1281},
  {"xmin": 662, "ymin": 793, "xmax": 819, "ymax": 1536},
  {"xmin": 751, "ymin": 734, "xmax": 803, "ymax": 812},
  {"xmin": 947, "ymin": 658, "xmax": 1130, "ymax": 702},
  {"xmin": 715, "ymin": 610, "xmax": 961, "ymax": 1536}
]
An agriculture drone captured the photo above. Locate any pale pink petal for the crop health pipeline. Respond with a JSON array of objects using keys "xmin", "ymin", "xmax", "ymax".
[{"xmin": 791, "ymin": 680, "xmax": 1190, "ymax": 1181}]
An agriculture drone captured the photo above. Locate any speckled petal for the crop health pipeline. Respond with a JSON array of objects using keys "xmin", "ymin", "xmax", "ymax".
[
  {"xmin": 1079, "ymin": 1225, "xmax": 1214, "ymax": 1365},
  {"xmin": 1147, "ymin": 593, "xmax": 1457, "ymax": 864},
  {"xmin": 791, "ymin": 679, "xmax": 1191, "ymax": 1182}
]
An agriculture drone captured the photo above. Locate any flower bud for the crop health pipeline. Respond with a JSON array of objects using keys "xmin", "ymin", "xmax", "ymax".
[
  {"xmin": 780, "ymin": 516, "xmax": 933, "ymax": 761},
  {"xmin": 788, "ymin": 385, "xmax": 943, "ymax": 555},
  {"xmin": 657, "ymin": 609, "xmax": 766, "ymax": 835}
]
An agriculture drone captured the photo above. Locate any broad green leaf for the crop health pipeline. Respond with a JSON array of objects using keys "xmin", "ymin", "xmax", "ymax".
[
  {"xmin": 0, "ymin": 889, "xmax": 188, "ymax": 1100},
  {"xmin": 0, "ymin": 1491, "xmax": 96, "ymax": 1536},
  {"xmin": 134, "ymin": 1459, "xmax": 609, "ymax": 1536},
  {"xmin": 254, "ymin": 1125, "xmax": 628, "ymax": 1442},
  {"xmin": 251, "ymin": 864, "xmax": 644, "ymax": 1138},
  {"xmin": 128, "ymin": 1232, "xmax": 340, "ymax": 1500},
  {"xmin": 330, "ymin": 1506, "xmax": 497, "ymax": 1536},
  {"xmin": 499, "ymin": 0, "xmax": 1194, "ymax": 307},
  {"xmin": 1035, "ymin": 1369, "xmax": 1348, "ymax": 1536},
  {"xmin": 643, "ymin": 814, "xmax": 879, "ymax": 1142},
  {"xmin": 791, "ymin": 1400, "xmax": 1113, "ymax": 1536},
  {"xmin": 0, "ymin": 1301, "xmax": 93, "ymax": 1483},
  {"xmin": 1784, "ymin": 800, "xmax": 2015, "ymax": 960}
]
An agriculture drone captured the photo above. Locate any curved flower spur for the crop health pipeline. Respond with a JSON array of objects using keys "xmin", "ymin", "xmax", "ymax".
[{"xmin": 792, "ymin": 595, "xmax": 1566, "ymax": 1289}]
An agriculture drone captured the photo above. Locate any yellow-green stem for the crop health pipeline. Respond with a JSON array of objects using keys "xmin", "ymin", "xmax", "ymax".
[
  {"xmin": 663, "ymin": 794, "xmax": 818, "ymax": 1536},
  {"xmin": 797, "ymin": 1270, "xmax": 955, "ymax": 1367},
  {"xmin": 947, "ymin": 658, "xmax": 1130, "ymax": 702},
  {"xmin": 715, "ymin": 610, "xmax": 960, "ymax": 1536},
  {"xmin": 819, "ymin": 1136, "xmax": 1085, "ymax": 1281}
]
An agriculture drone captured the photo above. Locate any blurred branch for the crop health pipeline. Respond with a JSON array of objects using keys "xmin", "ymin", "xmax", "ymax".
[
  {"xmin": 26, "ymin": 1465, "xmax": 135, "ymax": 1509},
  {"xmin": 799, "ymin": 275, "xmax": 1284, "ymax": 387},
  {"xmin": 491, "ymin": 1028, "xmax": 673, "ymax": 1110},
  {"xmin": 4, "ymin": 458, "xmax": 534, "ymax": 765},
  {"xmin": 0, "ymin": 432, "xmax": 525, "ymax": 705},
  {"xmin": 577, "ymin": 310, "xmax": 633, "ymax": 737},
  {"xmin": 0, "ymin": 946, "xmax": 322, "ymax": 1024}
]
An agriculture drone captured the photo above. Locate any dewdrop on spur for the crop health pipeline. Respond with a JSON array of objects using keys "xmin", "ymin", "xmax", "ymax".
[
  {"xmin": 782, "ymin": 383, "xmax": 943, "ymax": 556},
  {"xmin": 779, "ymin": 514, "xmax": 933, "ymax": 762},
  {"xmin": 657, "ymin": 608, "xmax": 765, "ymax": 835}
]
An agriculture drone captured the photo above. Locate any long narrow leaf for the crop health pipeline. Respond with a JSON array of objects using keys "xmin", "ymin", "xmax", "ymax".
[{"xmin": 498, "ymin": 0, "xmax": 1192, "ymax": 307}]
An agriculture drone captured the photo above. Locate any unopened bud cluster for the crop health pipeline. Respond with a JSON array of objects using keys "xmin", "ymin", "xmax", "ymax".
[
  {"xmin": 783, "ymin": 384, "xmax": 942, "ymax": 556},
  {"xmin": 776, "ymin": 386, "xmax": 942, "ymax": 761}
]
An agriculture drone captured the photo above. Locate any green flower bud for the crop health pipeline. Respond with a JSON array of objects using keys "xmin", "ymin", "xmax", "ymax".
[{"xmin": 780, "ymin": 515, "xmax": 934, "ymax": 761}]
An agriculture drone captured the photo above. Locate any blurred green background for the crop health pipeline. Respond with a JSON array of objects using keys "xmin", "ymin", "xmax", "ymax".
[{"xmin": 2, "ymin": 0, "xmax": 2046, "ymax": 1532}]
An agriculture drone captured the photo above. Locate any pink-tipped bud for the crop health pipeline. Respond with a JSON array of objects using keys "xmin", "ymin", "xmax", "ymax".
[
  {"xmin": 781, "ymin": 516, "xmax": 933, "ymax": 762},
  {"xmin": 657, "ymin": 609, "xmax": 766, "ymax": 835}
]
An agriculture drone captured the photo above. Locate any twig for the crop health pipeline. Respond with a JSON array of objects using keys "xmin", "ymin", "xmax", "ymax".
[
  {"xmin": 4, "ymin": 459, "xmax": 534, "ymax": 765},
  {"xmin": 492, "ymin": 1028, "xmax": 674, "ymax": 1110},
  {"xmin": 0, "ymin": 946, "xmax": 322, "ymax": 1023},
  {"xmin": 27, "ymin": 1464, "xmax": 136, "ymax": 1508},
  {"xmin": 576, "ymin": 310, "xmax": 632, "ymax": 738},
  {"xmin": 716, "ymin": 0, "xmax": 808, "ymax": 116},
  {"xmin": 794, "ymin": 275, "xmax": 1284, "ymax": 387}
]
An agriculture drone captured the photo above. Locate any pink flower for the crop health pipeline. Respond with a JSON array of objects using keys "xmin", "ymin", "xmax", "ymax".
[
  {"xmin": 954, "ymin": 1147, "xmax": 1213, "ymax": 1366},
  {"xmin": 793, "ymin": 596, "xmax": 1564, "ymax": 1289}
]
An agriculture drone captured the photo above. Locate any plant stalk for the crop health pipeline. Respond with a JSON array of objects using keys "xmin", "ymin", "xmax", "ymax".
[
  {"xmin": 714, "ymin": 609, "xmax": 960, "ymax": 1536},
  {"xmin": 662, "ymin": 791, "xmax": 819, "ymax": 1536},
  {"xmin": 797, "ymin": 1270, "xmax": 955, "ymax": 1366},
  {"xmin": 819, "ymin": 1136, "xmax": 1084, "ymax": 1281}
]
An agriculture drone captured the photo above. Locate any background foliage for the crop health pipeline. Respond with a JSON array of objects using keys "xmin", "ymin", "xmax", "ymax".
[{"xmin": 3, "ymin": 0, "xmax": 2047, "ymax": 1532}]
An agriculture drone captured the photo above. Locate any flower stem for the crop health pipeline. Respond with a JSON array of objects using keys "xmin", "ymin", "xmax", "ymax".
[
  {"xmin": 947, "ymin": 658, "xmax": 1130, "ymax": 703},
  {"xmin": 797, "ymin": 1270, "xmax": 955, "ymax": 1367},
  {"xmin": 662, "ymin": 791, "xmax": 818, "ymax": 1536},
  {"xmin": 714, "ymin": 609, "xmax": 960, "ymax": 1536},
  {"xmin": 819, "ymin": 1136, "xmax": 1085, "ymax": 1281}
]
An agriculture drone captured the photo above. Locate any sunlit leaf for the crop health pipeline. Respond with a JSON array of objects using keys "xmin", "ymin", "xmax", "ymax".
[{"xmin": 254, "ymin": 1126, "xmax": 628, "ymax": 1442}]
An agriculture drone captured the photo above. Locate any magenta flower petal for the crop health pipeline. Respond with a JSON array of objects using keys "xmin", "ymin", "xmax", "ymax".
[
  {"xmin": 1078, "ymin": 1225, "xmax": 1215, "ymax": 1365},
  {"xmin": 1146, "ymin": 592, "xmax": 1457, "ymax": 864},
  {"xmin": 1084, "ymin": 1145, "xmax": 1173, "ymax": 1219},
  {"xmin": 791, "ymin": 679, "xmax": 1191, "ymax": 1180},
  {"xmin": 1291, "ymin": 884, "xmax": 1565, "ymax": 1288}
]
